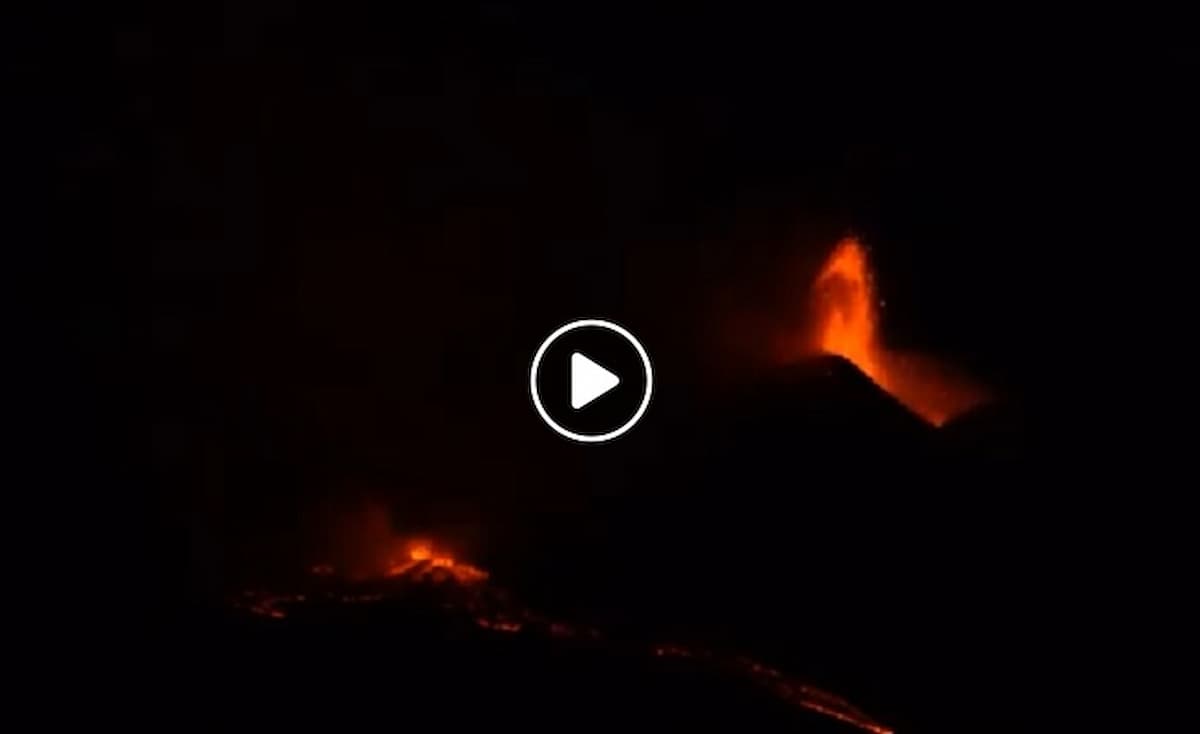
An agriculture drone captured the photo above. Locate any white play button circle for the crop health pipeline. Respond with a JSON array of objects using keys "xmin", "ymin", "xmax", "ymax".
[
  {"xmin": 529, "ymin": 319, "xmax": 654, "ymax": 443},
  {"xmin": 570, "ymin": 352, "xmax": 620, "ymax": 410}
]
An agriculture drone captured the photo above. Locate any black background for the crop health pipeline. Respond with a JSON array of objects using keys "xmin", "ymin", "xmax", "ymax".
[{"xmin": 17, "ymin": 4, "xmax": 1195, "ymax": 732}]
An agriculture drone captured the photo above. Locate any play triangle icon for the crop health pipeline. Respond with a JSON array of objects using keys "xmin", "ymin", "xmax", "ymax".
[{"xmin": 571, "ymin": 351, "xmax": 620, "ymax": 409}]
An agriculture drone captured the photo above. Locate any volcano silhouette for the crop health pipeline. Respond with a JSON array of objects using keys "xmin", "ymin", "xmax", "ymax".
[
  {"xmin": 740, "ymin": 354, "xmax": 937, "ymax": 438},
  {"xmin": 496, "ymin": 352, "xmax": 1020, "ymax": 703},
  {"xmin": 199, "ymin": 354, "xmax": 1018, "ymax": 734}
]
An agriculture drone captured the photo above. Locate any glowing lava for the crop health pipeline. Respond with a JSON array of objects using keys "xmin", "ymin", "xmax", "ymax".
[
  {"xmin": 235, "ymin": 532, "xmax": 891, "ymax": 734},
  {"xmin": 811, "ymin": 237, "xmax": 985, "ymax": 426},
  {"xmin": 382, "ymin": 540, "xmax": 489, "ymax": 583}
]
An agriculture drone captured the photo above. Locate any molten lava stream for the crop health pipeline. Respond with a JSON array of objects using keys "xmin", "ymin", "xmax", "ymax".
[{"xmin": 810, "ymin": 237, "xmax": 985, "ymax": 426}]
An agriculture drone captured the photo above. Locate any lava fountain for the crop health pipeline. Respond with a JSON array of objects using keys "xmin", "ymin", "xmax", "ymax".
[{"xmin": 810, "ymin": 237, "xmax": 986, "ymax": 425}]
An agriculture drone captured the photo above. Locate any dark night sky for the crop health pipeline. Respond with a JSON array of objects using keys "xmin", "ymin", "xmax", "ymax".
[{"xmin": 24, "ymin": 0, "xmax": 1186, "ymax": 602}]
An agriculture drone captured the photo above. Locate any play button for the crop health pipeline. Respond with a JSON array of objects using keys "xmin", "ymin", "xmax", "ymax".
[
  {"xmin": 571, "ymin": 352, "xmax": 620, "ymax": 409},
  {"xmin": 530, "ymin": 319, "xmax": 654, "ymax": 443}
]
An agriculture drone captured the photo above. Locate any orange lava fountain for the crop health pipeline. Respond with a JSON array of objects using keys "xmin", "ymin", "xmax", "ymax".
[{"xmin": 811, "ymin": 237, "xmax": 985, "ymax": 425}]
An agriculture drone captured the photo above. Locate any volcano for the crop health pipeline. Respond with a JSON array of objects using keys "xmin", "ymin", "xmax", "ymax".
[
  {"xmin": 740, "ymin": 354, "xmax": 936, "ymax": 439},
  {"xmin": 803, "ymin": 237, "xmax": 988, "ymax": 426},
  {"xmin": 164, "ymin": 347, "xmax": 1023, "ymax": 734}
]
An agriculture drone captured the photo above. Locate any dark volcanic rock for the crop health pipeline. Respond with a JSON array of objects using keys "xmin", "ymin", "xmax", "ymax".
[
  {"xmin": 739, "ymin": 355, "xmax": 935, "ymax": 438},
  {"xmin": 177, "ymin": 613, "xmax": 852, "ymax": 732}
]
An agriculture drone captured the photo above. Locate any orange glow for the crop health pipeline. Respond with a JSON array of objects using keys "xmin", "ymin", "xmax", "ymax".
[
  {"xmin": 810, "ymin": 237, "xmax": 985, "ymax": 425},
  {"xmin": 794, "ymin": 700, "xmax": 893, "ymax": 734},
  {"xmin": 383, "ymin": 539, "xmax": 490, "ymax": 584},
  {"xmin": 813, "ymin": 239, "xmax": 883, "ymax": 380}
]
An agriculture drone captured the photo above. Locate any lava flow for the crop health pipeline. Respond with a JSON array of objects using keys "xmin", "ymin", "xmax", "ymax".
[
  {"xmin": 232, "ymin": 539, "xmax": 892, "ymax": 734},
  {"xmin": 809, "ymin": 237, "xmax": 985, "ymax": 425}
]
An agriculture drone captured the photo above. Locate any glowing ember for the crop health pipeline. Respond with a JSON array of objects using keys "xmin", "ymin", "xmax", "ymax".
[
  {"xmin": 476, "ymin": 618, "xmax": 523, "ymax": 633},
  {"xmin": 408, "ymin": 542, "xmax": 433, "ymax": 561},
  {"xmin": 810, "ymin": 236, "xmax": 985, "ymax": 425}
]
